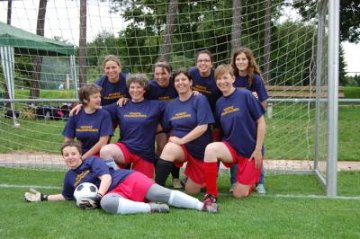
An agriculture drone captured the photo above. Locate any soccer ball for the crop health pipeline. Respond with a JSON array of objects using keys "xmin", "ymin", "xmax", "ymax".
[{"xmin": 73, "ymin": 182, "xmax": 98, "ymax": 207}]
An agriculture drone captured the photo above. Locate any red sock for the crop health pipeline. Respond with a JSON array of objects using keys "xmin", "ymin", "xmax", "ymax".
[{"xmin": 204, "ymin": 162, "xmax": 218, "ymax": 197}]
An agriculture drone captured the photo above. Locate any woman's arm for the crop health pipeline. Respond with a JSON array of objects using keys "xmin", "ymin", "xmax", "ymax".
[
  {"xmin": 250, "ymin": 115, "xmax": 266, "ymax": 168},
  {"xmin": 24, "ymin": 189, "xmax": 65, "ymax": 202},
  {"xmin": 97, "ymin": 174, "xmax": 112, "ymax": 196},
  {"xmin": 169, "ymin": 124, "xmax": 208, "ymax": 145},
  {"xmin": 82, "ymin": 136, "xmax": 109, "ymax": 159}
]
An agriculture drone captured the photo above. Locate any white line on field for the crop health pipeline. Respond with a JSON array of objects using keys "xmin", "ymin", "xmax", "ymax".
[{"xmin": 0, "ymin": 184, "xmax": 61, "ymax": 189}]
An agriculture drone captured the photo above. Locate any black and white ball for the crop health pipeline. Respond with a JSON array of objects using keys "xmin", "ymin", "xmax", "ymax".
[{"xmin": 73, "ymin": 182, "xmax": 98, "ymax": 207}]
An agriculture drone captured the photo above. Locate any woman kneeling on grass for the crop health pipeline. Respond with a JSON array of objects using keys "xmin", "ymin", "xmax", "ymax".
[
  {"xmin": 24, "ymin": 141, "xmax": 217, "ymax": 214},
  {"xmin": 202, "ymin": 64, "xmax": 266, "ymax": 212}
]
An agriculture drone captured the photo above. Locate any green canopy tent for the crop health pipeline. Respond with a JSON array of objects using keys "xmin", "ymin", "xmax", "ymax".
[{"xmin": 0, "ymin": 21, "xmax": 77, "ymax": 126}]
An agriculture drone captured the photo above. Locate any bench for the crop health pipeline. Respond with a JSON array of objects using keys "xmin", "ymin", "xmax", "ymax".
[
  {"xmin": 266, "ymin": 85, "xmax": 344, "ymax": 98},
  {"xmin": 265, "ymin": 85, "xmax": 345, "ymax": 118}
]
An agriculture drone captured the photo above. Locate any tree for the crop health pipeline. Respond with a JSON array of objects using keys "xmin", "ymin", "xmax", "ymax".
[
  {"xmin": 30, "ymin": 0, "xmax": 48, "ymax": 99},
  {"xmin": 292, "ymin": 0, "xmax": 360, "ymax": 43},
  {"xmin": 159, "ymin": 0, "xmax": 178, "ymax": 62},
  {"xmin": 79, "ymin": 0, "xmax": 87, "ymax": 86},
  {"xmin": 231, "ymin": 0, "xmax": 242, "ymax": 50},
  {"xmin": 262, "ymin": 0, "xmax": 271, "ymax": 85}
]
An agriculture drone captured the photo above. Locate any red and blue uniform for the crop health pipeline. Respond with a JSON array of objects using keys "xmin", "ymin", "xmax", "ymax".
[
  {"xmin": 234, "ymin": 73, "xmax": 269, "ymax": 103},
  {"xmin": 62, "ymin": 156, "xmax": 133, "ymax": 200},
  {"xmin": 162, "ymin": 94, "xmax": 214, "ymax": 160},
  {"xmin": 95, "ymin": 73, "xmax": 129, "ymax": 105},
  {"xmin": 104, "ymin": 100, "xmax": 166, "ymax": 164},
  {"xmin": 62, "ymin": 109, "xmax": 113, "ymax": 155}
]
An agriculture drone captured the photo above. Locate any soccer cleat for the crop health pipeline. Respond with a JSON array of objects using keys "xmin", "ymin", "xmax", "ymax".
[
  {"xmin": 202, "ymin": 194, "xmax": 218, "ymax": 213},
  {"xmin": 172, "ymin": 178, "xmax": 183, "ymax": 189},
  {"xmin": 255, "ymin": 184, "xmax": 266, "ymax": 194},
  {"xmin": 149, "ymin": 203, "xmax": 170, "ymax": 213}
]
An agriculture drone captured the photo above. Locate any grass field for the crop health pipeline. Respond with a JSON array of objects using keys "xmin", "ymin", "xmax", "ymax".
[
  {"xmin": 2, "ymin": 103, "xmax": 359, "ymax": 160},
  {"xmin": 0, "ymin": 167, "xmax": 359, "ymax": 239}
]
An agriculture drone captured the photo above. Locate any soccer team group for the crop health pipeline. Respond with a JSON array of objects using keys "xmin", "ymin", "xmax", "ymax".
[{"xmin": 24, "ymin": 47, "xmax": 268, "ymax": 214}]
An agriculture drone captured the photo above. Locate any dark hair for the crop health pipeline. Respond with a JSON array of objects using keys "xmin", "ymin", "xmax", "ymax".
[
  {"xmin": 102, "ymin": 55, "xmax": 121, "ymax": 69},
  {"xmin": 78, "ymin": 84, "xmax": 102, "ymax": 105},
  {"xmin": 153, "ymin": 61, "xmax": 172, "ymax": 74},
  {"xmin": 61, "ymin": 141, "xmax": 82, "ymax": 155},
  {"xmin": 126, "ymin": 73, "xmax": 149, "ymax": 90},
  {"xmin": 231, "ymin": 47, "xmax": 262, "ymax": 87},
  {"xmin": 195, "ymin": 49, "xmax": 214, "ymax": 63},
  {"xmin": 172, "ymin": 68, "xmax": 192, "ymax": 82}
]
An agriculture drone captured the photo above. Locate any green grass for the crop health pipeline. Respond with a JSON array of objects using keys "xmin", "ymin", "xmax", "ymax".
[
  {"xmin": 1, "ymin": 103, "xmax": 359, "ymax": 160},
  {"xmin": 0, "ymin": 167, "xmax": 359, "ymax": 239},
  {"xmin": 14, "ymin": 89, "xmax": 76, "ymax": 99},
  {"xmin": 344, "ymin": 86, "xmax": 360, "ymax": 98}
]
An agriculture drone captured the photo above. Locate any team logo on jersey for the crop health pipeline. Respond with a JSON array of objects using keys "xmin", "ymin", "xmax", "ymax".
[
  {"xmin": 76, "ymin": 125, "xmax": 99, "ymax": 132},
  {"xmin": 74, "ymin": 169, "xmax": 90, "ymax": 187},
  {"xmin": 171, "ymin": 112, "xmax": 191, "ymax": 120},
  {"xmin": 221, "ymin": 106, "xmax": 239, "ymax": 116},
  {"xmin": 124, "ymin": 112, "xmax": 147, "ymax": 118}
]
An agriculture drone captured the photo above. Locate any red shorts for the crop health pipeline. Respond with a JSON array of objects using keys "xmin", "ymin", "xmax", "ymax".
[
  {"xmin": 115, "ymin": 143, "xmax": 154, "ymax": 178},
  {"xmin": 222, "ymin": 142, "xmax": 261, "ymax": 187},
  {"xmin": 108, "ymin": 171, "xmax": 155, "ymax": 202},
  {"xmin": 175, "ymin": 145, "xmax": 206, "ymax": 186}
]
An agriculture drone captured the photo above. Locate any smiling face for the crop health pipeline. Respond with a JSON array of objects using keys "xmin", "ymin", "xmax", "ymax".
[
  {"xmin": 214, "ymin": 64, "xmax": 236, "ymax": 96},
  {"xmin": 129, "ymin": 82, "xmax": 146, "ymax": 102},
  {"xmin": 62, "ymin": 146, "xmax": 82, "ymax": 170},
  {"xmin": 196, "ymin": 53, "xmax": 213, "ymax": 77},
  {"xmin": 174, "ymin": 72, "xmax": 192, "ymax": 95},
  {"xmin": 104, "ymin": 60, "xmax": 121, "ymax": 83},
  {"xmin": 85, "ymin": 92, "xmax": 102, "ymax": 110},
  {"xmin": 235, "ymin": 52, "xmax": 250, "ymax": 74},
  {"xmin": 154, "ymin": 66, "xmax": 171, "ymax": 88}
]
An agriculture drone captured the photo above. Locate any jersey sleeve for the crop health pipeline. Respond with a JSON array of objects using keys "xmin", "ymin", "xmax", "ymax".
[
  {"xmin": 195, "ymin": 95, "xmax": 215, "ymax": 125},
  {"xmin": 99, "ymin": 110, "xmax": 114, "ymax": 137},
  {"xmin": 253, "ymin": 75, "xmax": 269, "ymax": 102},
  {"xmin": 102, "ymin": 103, "xmax": 119, "ymax": 121},
  {"xmin": 246, "ymin": 92, "xmax": 265, "ymax": 121},
  {"xmin": 62, "ymin": 115, "xmax": 76, "ymax": 138}
]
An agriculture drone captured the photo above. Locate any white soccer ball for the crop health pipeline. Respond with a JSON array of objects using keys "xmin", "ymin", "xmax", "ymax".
[{"xmin": 73, "ymin": 182, "xmax": 98, "ymax": 207}]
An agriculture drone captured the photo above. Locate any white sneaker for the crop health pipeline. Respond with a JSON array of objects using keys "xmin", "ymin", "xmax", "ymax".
[
  {"xmin": 256, "ymin": 184, "xmax": 266, "ymax": 194},
  {"xmin": 229, "ymin": 183, "xmax": 235, "ymax": 193},
  {"xmin": 172, "ymin": 178, "xmax": 183, "ymax": 189},
  {"xmin": 149, "ymin": 203, "xmax": 170, "ymax": 213}
]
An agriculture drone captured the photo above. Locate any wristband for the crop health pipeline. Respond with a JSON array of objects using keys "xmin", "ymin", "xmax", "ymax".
[{"xmin": 41, "ymin": 194, "xmax": 48, "ymax": 201}]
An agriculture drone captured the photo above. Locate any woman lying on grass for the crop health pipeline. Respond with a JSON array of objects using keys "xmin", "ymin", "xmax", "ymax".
[{"xmin": 24, "ymin": 141, "xmax": 217, "ymax": 214}]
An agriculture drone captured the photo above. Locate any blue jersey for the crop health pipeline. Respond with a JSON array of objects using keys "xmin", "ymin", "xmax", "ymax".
[
  {"xmin": 62, "ymin": 109, "xmax": 113, "ymax": 155},
  {"xmin": 162, "ymin": 94, "xmax": 214, "ymax": 160},
  {"xmin": 234, "ymin": 73, "xmax": 269, "ymax": 103},
  {"xmin": 104, "ymin": 100, "xmax": 166, "ymax": 163},
  {"xmin": 146, "ymin": 79, "xmax": 178, "ymax": 102},
  {"xmin": 95, "ymin": 73, "xmax": 128, "ymax": 105},
  {"xmin": 189, "ymin": 67, "xmax": 222, "ymax": 112},
  {"xmin": 216, "ymin": 88, "xmax": 265, "ymax": 158},
  {"xmin": 62, "ymin": 156, "xmax": 133, "ymax": 200}
]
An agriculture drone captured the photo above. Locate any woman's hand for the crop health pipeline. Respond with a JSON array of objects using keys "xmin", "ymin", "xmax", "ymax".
[
  {"xmin": 69, "ymin": 104, "xmax": 83, "ymax": 116},
  {"xmin": 117, "ymin": 98, "xmax": 129, "ymax": 107}
]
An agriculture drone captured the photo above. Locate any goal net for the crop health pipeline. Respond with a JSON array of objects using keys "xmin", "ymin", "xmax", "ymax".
[{"xmin": 0, "ymin": 0, "xmax": 335, "ymax": 192}]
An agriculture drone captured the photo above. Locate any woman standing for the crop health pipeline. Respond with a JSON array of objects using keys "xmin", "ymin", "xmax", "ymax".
[
  {"xmin": 230, "ymin": 47, "xmax": 269, "ymax": 193},
  {"xmin": 155, "ymin": 69, "xmax": 214, "ymax": 196}
]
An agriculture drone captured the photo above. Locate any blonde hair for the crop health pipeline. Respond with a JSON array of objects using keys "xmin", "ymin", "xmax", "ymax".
[{"xmin": 214, "ymin": 64, "xmax": 234, "ymax": 81}]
